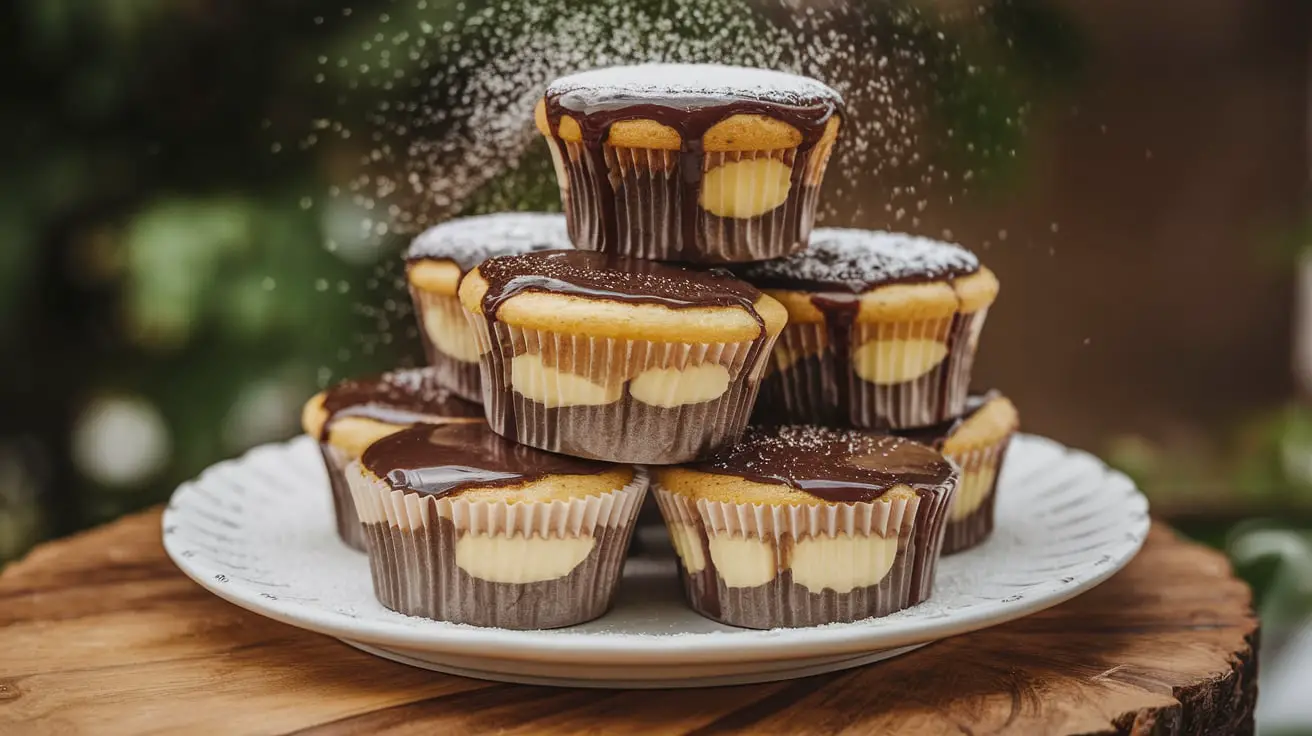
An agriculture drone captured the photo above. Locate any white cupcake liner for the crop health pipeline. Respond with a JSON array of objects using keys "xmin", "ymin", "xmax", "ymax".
[
  {"xmin": 941, "ymin": 430, "xmax": 1013, "ymax": 555},
  {"xmin": 348, "ymin": 464, "xmax": 648, "ymax": 629},
  {"xmin": 318, "ymin": 442, "xmax": 367, "ymax": 552},
  {"xmin": 653, "ymin": 474, "xmax": 956, "ymax": 629},
  {"xmin": 464, "ymin": 311, "xmax": 775, "ymax": 464},
  {"xmin": 758, "ymin": 309, "xmax": 989, "ymax": 430},
  {"xmin": 553, "ymin": 141, "xmax": 831, "ymax": 263},
  {"xmin": 407, "ymin": 285, "xmax": 483, "ymax": 402}
]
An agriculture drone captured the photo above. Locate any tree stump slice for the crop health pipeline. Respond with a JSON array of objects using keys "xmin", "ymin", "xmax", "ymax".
[{"xmin": 0, "ymin": 510, "xmax": 1257, "ymax": 735}]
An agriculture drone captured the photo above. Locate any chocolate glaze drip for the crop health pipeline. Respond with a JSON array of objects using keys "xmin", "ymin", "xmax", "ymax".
[
  {"xmin": 476, "ymin": 249, "xmax": 766, "ymax": 317},
  {"xmin": 687, "ymin": 425, "xmax": 954, "ymax": 503},
  {"xmin": 405, "ymin": 213, "xmax": 571, "ymax": 272},
  {"xmin": 320, "ymin": 369, "xmax": 482, "ymax": 441},
  {"xmin": 897, "ymin": 391, "xmax": 1000, "ymax": 449},
  {"xmin": 361, "ymin": 422, "xmax": 613, "ymax": 498},
  {"xmin": 542, "ymin": 65, "xmax": 843, "ymax": 255},
  {"xmin": 735, "ymin": 228, "xmax": 980, "ymax": 293}
]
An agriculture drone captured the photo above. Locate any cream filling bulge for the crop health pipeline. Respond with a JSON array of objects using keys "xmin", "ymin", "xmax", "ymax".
[
  {"xmin": 667, "ymin": 522, "xmax": 707, "ymax": 574},
  {"xmin": 950, "ymin": 464, "xmax": 997, "ymax": 521},
  {"xmin": 700, "ymin": 157, "xmax": 793, "ymax": 219},
  {"xmin": 852, "ymin": 338, "xmax": 948, "ymax": 385},
  {"xmin": 790, "ymin": 534, "xmax": 900, "ymax": 593},
  {"xmin": 630, "ymin": 363, "xmax": 731, "ymax": 408},
  {"xmin": 454, "ymin": 533, "xmax": 595, "ymax": 584},
  {"xmin": 423, "ymin": 298, "xmax": 481, "ymax": 362},
  {"xmin": 707, "ymin": 535, "xmax": 777, "ymax": 588},
  {"xmin": 510, "ymin": 352, "xmax": 623, "ymax": 408}
]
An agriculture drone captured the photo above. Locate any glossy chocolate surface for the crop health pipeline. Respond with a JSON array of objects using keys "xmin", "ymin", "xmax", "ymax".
[
  {"xmin": 475, "ymin": 249, "xmax": 766, "ymax": 317},
  {"xmin": 687, "ymin": 425, "xmax": 954, "ymax": 503},
  {"xmin": 320, "ymin": 369, "xmax": 482, "ymax": 441},
  {"xmin": 736, "ymin": 228, "xmax": 980, "ymax": 294},
  {"xmin": 405, "ymin": 212, "xmax": 571, "ymax": 272},
  {"xmin": 361, "ymin": 422, "xmax": 613, "ymax": 498}
]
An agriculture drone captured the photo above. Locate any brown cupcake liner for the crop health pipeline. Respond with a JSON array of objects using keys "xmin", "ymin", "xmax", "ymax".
[
  {"xmin": 756, "ymin": 309, "xmax": 988, "ymax": 429},
  {"xmin": 348, "ymin": 464, "xmax": 648, "ymax": 629},
  {"xmin": 464, "ymin": 313, "xmax": 774, "ymax": 464},
  {"xmin": 653, "ymin": 476, "xmax": 956, "ymax": 629},
  {"xmin": 941, "ymin": 430, "xmax": 1013, "ymax": 555},
  {"xmin": 408, "ymin": 285, "xmax": 483, "ymax": 402},
  {"xmin": 318, "ymin": 443, "xmax": 367, "ymax": 552},
  {"xmin": 553, "ymin": 141, "xmax": 830, "ymax": 263}
]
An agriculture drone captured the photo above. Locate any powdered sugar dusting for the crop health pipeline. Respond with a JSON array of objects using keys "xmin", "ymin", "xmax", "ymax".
[
  {"xmin": 406, "ymin": 213, "xmax": 571, "ymax": 271},
  {"xmin": 738, "ymin": 228, "xmax": 979, "ymax": 292},
  {"xmin": 548, "ymin": 64, "xmax": 842, "ymax": 109}
]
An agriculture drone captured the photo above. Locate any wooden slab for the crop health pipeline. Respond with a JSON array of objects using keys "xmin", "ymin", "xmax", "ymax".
[{"xmin": 0, "ymin": 510, "xmax": 1257, "ymax": 735}]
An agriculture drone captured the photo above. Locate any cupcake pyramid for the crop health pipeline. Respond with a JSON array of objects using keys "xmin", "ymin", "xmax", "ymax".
[{"xmin": 307, "ymin": 63, "xmax": 1019, "ymax": 631}]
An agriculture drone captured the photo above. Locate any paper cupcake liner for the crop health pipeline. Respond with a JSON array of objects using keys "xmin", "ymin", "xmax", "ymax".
[
  {"xmin": 408, "ymin": 285, "xmax": 483, "ymax": 402},
  {"xmin": 941, "ymin": 430, "xmax": 1013, "ymax": 555},
  {"xmin": 318, "ymin": 443, "xmax": 367, "ymax": 552},
  {"xmin": 653, "ymin": 476, "xmax": 956, "ymax": 629},
  {"xmin": 554, "ymin": 141, "xmax": 830, "ymax": 263},
  {"xmin": 348, "ymin": 465, "xmax": 648, "ymax": 629},
  {"xmin": 464, "ymin": 311, "xmax": 775, "ymax": 464},
  {"xmin": 756, "ymin": 309, "xmax": 988, "ymax": 430}
]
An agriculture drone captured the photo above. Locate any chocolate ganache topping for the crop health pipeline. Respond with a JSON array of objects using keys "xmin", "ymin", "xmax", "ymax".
[
  {"xmin": 736, "ymin": 228, "xmax": 980, "ymax": 294},
  {"xmin": 476, "ymin": 250, "xmax": 766, "ymax": 321},
  {"xmin": 542, "ymin": 65, "xmax": 843, "ymax": 253},
  {"xmin": 687, "ymin": 425, "xmax": 955, "ymax": 503},
  {"xmin": 406, "ymin": 213, "xmax": 571, "ymax": 272},
  {"xmin": 361, "ymin": 422, "xmax": 613, "ymax": 498},
  {"xmin": 320, "ymin": 368, "xmax": 482, "ymax": 441}
]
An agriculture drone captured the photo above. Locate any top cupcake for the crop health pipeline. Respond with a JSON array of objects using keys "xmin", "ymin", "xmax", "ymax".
[{"xmin": 535, "ymin": 64, "xmax": 844, "ymax": 263}]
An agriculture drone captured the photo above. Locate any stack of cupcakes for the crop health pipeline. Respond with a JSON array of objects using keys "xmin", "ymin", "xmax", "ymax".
[{"xmin": 302, "ymin": 63, "xmax": 1018, "ymax": 632}]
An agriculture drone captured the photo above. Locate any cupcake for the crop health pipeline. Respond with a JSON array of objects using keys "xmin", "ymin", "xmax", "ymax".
[
  {"xmin": 347, "ymin": 422, "xmax": 646, "ymax": 628},
  {"xmin": 737, "ymin": 228, "xmax": 999, "ymax": 429},
  {"xmin": 898, "ymin": 391, "xmax": 1019, "ymax": 554},
  {"xmin": 406, "ymin": 213, "xmax": 571, "ymax": 401},
  {"xmin": 534, "ymin": 64, "xmax": 843, "ymax": 263},
  {"xmin": 653, "ymin": 426, "xmax": 958, "ymax": 629},
  {"xmin": 458, "ymin": 250, "xmax": 788, "ymax": 464},
  {"xmin": 301, "ymin": 368, "xmax": 483, "ymax": 550}
]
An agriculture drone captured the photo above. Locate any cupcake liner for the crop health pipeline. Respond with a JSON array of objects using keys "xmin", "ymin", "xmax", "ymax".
[
  {"xmin": 756, "ymin": 309, "xmax": 988, "ymax": 430},
  {"xmin": 653, "ymin": 476, "xmax": 956, "ymax": 629},
  {"xmin": 465, "ymin": 311, "xmax": 775, "ymax": 464},
  {"xmin": 408, "ymin": 285, "xmax": 483, "ymax": 402},
  {"xmin": 941, "ymin": 429, "xmax": 1014, "ymax": 555},
  {"xmin": 349, "ymin": 465, "xmax": 649, "ymax": 629},
  {"xmin": 319, "ymin": 443, "xmax": 367, "ymax": 552},
  {"xmin": 554, "ymin": 140, "xmax": 832, "ymax": 263}
]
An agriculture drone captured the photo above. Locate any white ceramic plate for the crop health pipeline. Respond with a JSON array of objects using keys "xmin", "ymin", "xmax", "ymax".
[{"xmin": 163, "ymin": 434, "xmax": 1149, "ymax": 688}]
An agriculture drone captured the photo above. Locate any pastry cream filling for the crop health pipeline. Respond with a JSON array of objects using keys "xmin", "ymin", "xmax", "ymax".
[
  {"xmin": 548, "ymin": 139, "xmax": 570, "ymax": 191},
  {"xmin": 852, "ymin": 338, "xmax": 948, "ymax": 385},
  {"xmin": 423, "ymin": 301, "xmax": 481, "ymax": 362},
  {"xmin": 700, "ymin": 157, "xmax": 792, "ymax": 219},
  {"xmin": 790, "ymin": 533, "xmax": 899, "ymax": 593},
  {"xmin": 951, "ymin": 464, "xmax": 998, "ymax": 521},
  {"xmin": 510, "ymin": 353, "xmax": 623, "ymax": 408},
  {"xmin": 455, "ymin": 534, "xmax": 595, "ymax": 584},
  {"xmin": 708, "ymin": 535, "xmax": 777, "ymax": 588},
  {"xmin": 667, "ymin": 522, "xmax": 707, "ymax": 574},
  {"xmin": 629, "ymin": 363, "xmax": 731, "ymax": 408}
]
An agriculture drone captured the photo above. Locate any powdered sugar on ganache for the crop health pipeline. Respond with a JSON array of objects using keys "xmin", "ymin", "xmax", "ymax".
[
  {"xmin": 690, "ymin": 425, "xmax": 954, "ymax": 502},
  {"xmin": 406, "ymin": 213, "xmax": 571, "ymax": 271},
  {"xmin": 547, "ymin": 64, "xmax": 843, "ymax": 112},
  {"xmin": 322, "ymin": 368, "xmax": 482, "ymax": 425},
  {"xmin": 737, "ymin": 228, "xmax": 980, "ymax": 292}
]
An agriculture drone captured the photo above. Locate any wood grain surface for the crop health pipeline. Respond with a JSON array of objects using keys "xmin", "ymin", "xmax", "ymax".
[{"xmin": 0, "ymin": 510, "xmax": 1257, "ymax": 735}]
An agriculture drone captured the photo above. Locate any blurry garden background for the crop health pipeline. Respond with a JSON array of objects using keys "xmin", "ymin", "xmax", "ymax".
[{"xmin": 2, "ymin": 0, "xmax": 1310, "ymax": 727}]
